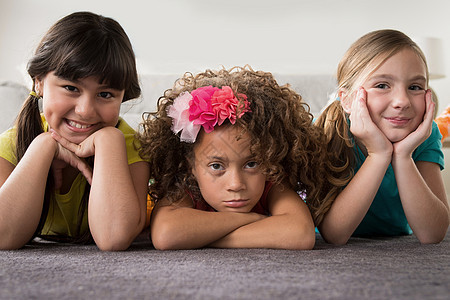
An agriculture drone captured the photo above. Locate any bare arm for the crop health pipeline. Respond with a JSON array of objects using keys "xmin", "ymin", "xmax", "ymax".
[
  {"xmin": 392, "ymin": 96, "xmax": 449, "ymax": 244},
  {"xmin": 150, "ymin": 196, "xmax": 266, "ymax": 250},
  {"xmin": 209, "ymin": 183, "xmax": 316, "ymax": 250},
  {"xmin": 52, "ymin": 127, "xmax": 149, "ymax": 251},
  {"xmin": 0, "ymin": 133, "xmax": 59, "ymax": 249},
  {"xmin": 317, "ymin": 154, "xmax": 391, "ymax": 245},
  {"xmin": 318, "ymin": 88, "xmax": 393, "ymax": 245},
  {"xmin": 393, "ymin": 160, "xmax": 448, "ymax": 243}
]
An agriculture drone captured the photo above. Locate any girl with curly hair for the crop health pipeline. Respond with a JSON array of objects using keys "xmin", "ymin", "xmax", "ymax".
[
  {"xmin": 315, "ymin": 29, "xmax": 448, "ymax": 245},
  {"xmin": 138, "ymin": 66, "xmax": 337, "ymax": 250}
]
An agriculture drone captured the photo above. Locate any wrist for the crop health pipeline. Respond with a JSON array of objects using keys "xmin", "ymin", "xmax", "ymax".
[
  {"xmin": 34, "ymin": 132, "xmax": 58, "ymax": 154},
  {"xmin": 392, "ymin": 151, "xmax": 413, "ymax": 167},
  {"xmin": 366, "ymin": 151, "xmax": 392, "ymax": 167},
  {"xmin": 92, "ymin": 127, "xmax": 124, "ymax": 146},
  {"xmin": 91, "ymin": 127, "xmax": 126, "ymax": 156}
]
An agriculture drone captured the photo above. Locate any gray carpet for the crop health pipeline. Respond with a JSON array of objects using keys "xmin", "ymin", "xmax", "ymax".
[{"xmin": 1, "ymin": 231, "xmax": 449, "ymax": 300}]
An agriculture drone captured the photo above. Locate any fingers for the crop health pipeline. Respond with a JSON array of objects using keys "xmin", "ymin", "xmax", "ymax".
[
  {"xmin": 64, "ymin": 150, "xmax": 93, "ymax": 185},
  {"xmin": 50, "ymin": 130, "xmax": 81, "ymax": 154},
  {"xmin": 392, "ymin": 90, "xmax": 434, "ymax": 156},
  {"xmin": 50, "ymin": 131, "xmax": 93, "ymax": 184},
  {"xmin": 50, "ymin": 129, "xmax": 95, "ymax": 158},
  {"xmin": 423, "ymin": 89, "xmax": 435, "ymax": 124},
  {"xmin": 349, "ymin": 87, "xmax": 371, "ymax": 131},
  {"xmin": 354, "ymin": 88, "xmax": 370, "ymax": 119}
]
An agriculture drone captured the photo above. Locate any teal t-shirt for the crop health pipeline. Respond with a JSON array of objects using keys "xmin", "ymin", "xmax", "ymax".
[{"xmin": 352, "ymin": 121, "xmax": 444, "ymax": 236}]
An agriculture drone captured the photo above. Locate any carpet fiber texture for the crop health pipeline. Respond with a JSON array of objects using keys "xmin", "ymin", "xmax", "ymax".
[{"xmin": 1, "ymin": 231, "xmax": 449, "ymax": 299}]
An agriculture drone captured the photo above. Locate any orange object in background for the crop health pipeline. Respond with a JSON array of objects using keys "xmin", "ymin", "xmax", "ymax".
[
  {"xmin": 435, "ymin": 105, "xmax": 450, "ymax": 142},
  {"xmin": 145, "ymin": 194, "xmax": 155, "ymax": 228}
]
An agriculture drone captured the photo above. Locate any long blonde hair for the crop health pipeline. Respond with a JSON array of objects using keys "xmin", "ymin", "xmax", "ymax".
[{"xmin": 315, "ymin": 29, "xmax": 429, "ymax": 215}]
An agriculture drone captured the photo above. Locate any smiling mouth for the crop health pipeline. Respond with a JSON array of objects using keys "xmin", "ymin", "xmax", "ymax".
[
  {"xmin": 67, "ymin": 119, "xmax": 95, "ymax": 129},
  {"xmin": 385, "ymin": 117, "xmax": 411, "ymax": 126}
]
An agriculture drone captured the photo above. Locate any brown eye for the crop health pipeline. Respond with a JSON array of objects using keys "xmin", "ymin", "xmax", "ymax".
[
  {"xmin": 64, "ymin": 85, "xmax": 78, "ymax": 92},
  {"xmin": 209, "ymin": 163, "xmax": 224, "ymax": 171},
  {"xmin": 245, "ymin": 161, "xmax": 258, "ymax": 169},
  {"xmin": 99, "ymin": 92, "xmax": 112, "ymax": 98}
]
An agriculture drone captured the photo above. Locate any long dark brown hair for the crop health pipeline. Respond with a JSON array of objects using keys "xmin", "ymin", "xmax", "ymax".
[
  {"xmin": 138, "ymin": 66, "xmax": 340, "ymax": 225},
  {"xmin": 16, "ymin": 11, "xmax": 141, "ymax": 243}
]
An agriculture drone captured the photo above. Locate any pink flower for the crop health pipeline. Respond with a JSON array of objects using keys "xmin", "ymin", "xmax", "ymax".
[
  {"xmin": 189, "ymin": 86, "xmax": 220, "ymax": 133},
  {"xmin": 211, "ymin": 86, "xmax": 238, "ymax": 125},
  {"xmin": 167, "ymin": 92, "xmax": 201, "ymax": 143},
  {"xmin": 168, "ymin": 85, "xmax": 251, "ymax": 143}
]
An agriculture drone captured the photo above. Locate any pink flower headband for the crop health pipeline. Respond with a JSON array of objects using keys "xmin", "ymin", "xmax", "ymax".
[{"xmin": 167, "ymin": 85, "xmax": 251, "ymax": 143}]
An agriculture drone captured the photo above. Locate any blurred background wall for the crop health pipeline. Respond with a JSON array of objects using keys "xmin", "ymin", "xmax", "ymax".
[{"xmin": 1, "ymin": 0, "xmax": 449, "ymax": 195}]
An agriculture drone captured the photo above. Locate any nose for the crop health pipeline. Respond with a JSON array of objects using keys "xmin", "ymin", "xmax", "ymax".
[
  {"xmin": 226, "ymin": 169, "xmax": 246, "ymax": 192},
  {"xmin": 75, "ymin": 94, "xmax": 97, "ymax": 119},
  {"xmin": 392, "ymin": 88, "xmax": 412, "ymax": 110}
]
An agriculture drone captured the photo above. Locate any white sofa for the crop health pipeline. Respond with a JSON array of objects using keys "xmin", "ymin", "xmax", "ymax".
[{"xmin": 0, "ymin": 74, "xmax": 337, "ymax": 133}]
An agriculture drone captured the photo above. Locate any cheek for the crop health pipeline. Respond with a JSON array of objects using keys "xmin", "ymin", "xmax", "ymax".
[
  {"xmin": 417, "ymin": 99, "xmax": 426, "ymax": 116},
  {"xmin": 365, "ymin": 95, "xmax": 385, "ymax": 119},
  {"xmin": 103, "ymin": 105, "xmax": 121, "ymax": 124}
]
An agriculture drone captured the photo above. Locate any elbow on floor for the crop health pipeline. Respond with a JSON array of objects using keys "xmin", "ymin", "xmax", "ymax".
[
  {"xmin": 416, "ymin": 232, "xmax": 447, "ymax": 245},
  {"xmin": 0, "ymin": 230, "xmax": 29, "ymax": 250},
  {"xmin": 150, "ymin": 225, "xmax": 185, "ymax": 251},
  {"xmin": 284, "ymin": 231, "xmax": 316, "ymax": 250},
  {"xmin": 94, "ymin": 235, "xmax": 134, "ymax": 251}
]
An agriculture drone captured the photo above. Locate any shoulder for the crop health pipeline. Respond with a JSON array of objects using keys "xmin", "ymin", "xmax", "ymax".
[
  {"xmin": 0, "ymin": 127, "xmax": 18, "ymax": 165},
  {"xmin": 117, "ymin": 117, "xmax": 136, "ymax": 135},
  {"xmin": 116, "ymin": 118, "xmax": 146, "ymax": 164},
  {"xmin": 413, "ymin": 121, "xmax": 444, "ymax": 170}
]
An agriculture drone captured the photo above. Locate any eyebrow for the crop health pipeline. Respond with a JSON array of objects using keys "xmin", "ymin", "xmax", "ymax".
[
  {"xmin": 368, "ymin": 74, "xmax": 427, "ymax": 82},
  {"xmin": 58, "ymin": 76, "xmax": 116, "ymax": 89},
  {"xmin": 205, "ymin": 154, "xmax": 255, "ymax": 162},
  {"xmin": 207, "ymin": 155, "xmax": 226, "ymax": 161}
]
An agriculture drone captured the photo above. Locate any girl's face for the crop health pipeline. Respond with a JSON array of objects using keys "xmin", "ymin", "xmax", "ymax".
[
  {"xmin": 191, "ymin": 125, "xmax": 266, "ymax": 213},
  {"xmin": 360, "ymin": 49, "xmax": 427, "ymax": 142},
  {"xmin": 37, "ymin": 72, "xmax": 124, "ymax": 144}
]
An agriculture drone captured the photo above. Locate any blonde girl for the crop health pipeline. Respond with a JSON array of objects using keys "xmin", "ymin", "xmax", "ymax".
[{"xmin": 316, "ymin": 29, "xmax": 448, "ymax": 245}]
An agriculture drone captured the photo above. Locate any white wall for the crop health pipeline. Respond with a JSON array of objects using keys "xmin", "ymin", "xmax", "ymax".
[
  {"xmin": 1, "ymin": 0, "xmax": 450, "ymax": 105},
  {"xmin": 1, "ymin": 0, "xmax": 449, "ymax": 196}
]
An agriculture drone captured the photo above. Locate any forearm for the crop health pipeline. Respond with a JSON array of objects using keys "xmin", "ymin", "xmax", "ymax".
[
  {"xmin": 209, "ymin": 213, "xmax": 315, "ymax": 250},
  {"xmin": 0, "ymin": 133, "xmax": 56, "ymax": 249},
  {"xmin": 151, "ymin": 206, "xmax": 264, "ymax": 250},
  {"xmin": 88, "ymin": 128, "xmax": 145, "ymax": 250},
  {"xmin": 319, "ymin": 154, "xmax": 391, "ymax": 245},
  {"xmin": 392, "ymin": 157, "xmax": 449, "ymax": 243}
]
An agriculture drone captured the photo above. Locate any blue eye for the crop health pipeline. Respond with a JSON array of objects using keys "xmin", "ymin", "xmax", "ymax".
[
  {"xmin": 375, "ymin": 83, "xmax": 388, "ymax": 89},
  {"xmin": 409, "ymin": 85, "xmax": 423, "ymax": 91}
]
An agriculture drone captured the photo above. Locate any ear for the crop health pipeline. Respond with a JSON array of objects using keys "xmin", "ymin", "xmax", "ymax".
[
  {"xmin": 34, "ymin": 78, "xmax": 43, "ymax": 97},
  {"xmin": 339, "ymin": 88, "xmax": 352, "ymax": 114}
]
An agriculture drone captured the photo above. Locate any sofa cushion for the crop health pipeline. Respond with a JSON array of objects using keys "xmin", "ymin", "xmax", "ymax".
[
  {"xmin": 120, "ymin": 74, "xmax": 337, "ymax": 130},
  {"xmin": 0, "ymin": 81, "xmax": 28, "ymax": 133}
]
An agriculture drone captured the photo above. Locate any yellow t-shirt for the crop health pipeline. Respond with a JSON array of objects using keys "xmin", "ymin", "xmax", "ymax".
[{"xmin": 0, "ymin": 115, "xmax": 145, "ymax": 238}]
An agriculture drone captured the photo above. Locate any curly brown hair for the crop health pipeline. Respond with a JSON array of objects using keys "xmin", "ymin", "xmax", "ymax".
[{"xmin": 138, "ymin": 66, "xmax": 338, "ymax": 225}]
